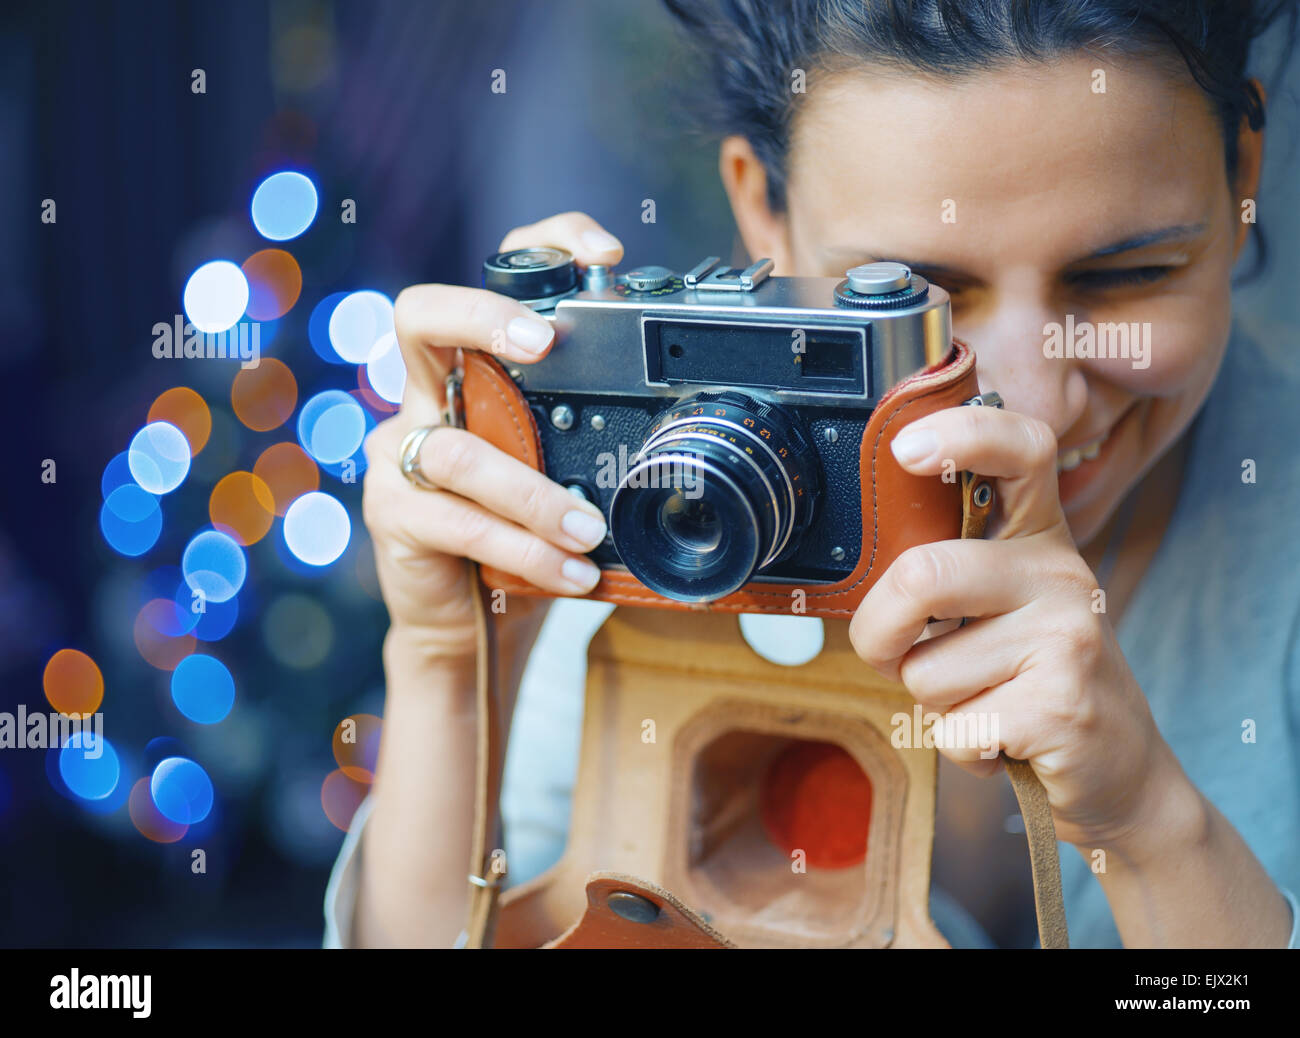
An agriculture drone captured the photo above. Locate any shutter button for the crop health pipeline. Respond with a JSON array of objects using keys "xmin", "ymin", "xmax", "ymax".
[{"xmin": 846, "ymin": 262, "xmax": 912, "ymax": 294}]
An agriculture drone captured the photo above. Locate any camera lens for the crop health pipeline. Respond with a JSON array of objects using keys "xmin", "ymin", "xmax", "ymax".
[
  {"xmin": 661, "ymin": 494, "xmax": 722, "ymax": 553},
  {"xmin": 609, "ymin": 391, "xmax": 819, "ymax": 602}
]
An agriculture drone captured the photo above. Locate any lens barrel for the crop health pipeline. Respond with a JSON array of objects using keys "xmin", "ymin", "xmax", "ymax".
[{"xmin": 609, "ymin": 391, "xmax": 819, "ymax": 602}]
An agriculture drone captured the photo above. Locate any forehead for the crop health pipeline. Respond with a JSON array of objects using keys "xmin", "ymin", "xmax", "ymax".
[{"xmin": 786, "ymin": 53, "xmax": 1227, "ymax": 264}]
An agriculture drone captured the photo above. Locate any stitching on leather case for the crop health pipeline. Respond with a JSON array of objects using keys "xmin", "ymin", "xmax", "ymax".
[{"xmin": 472, "ymin": 356, "xmax": 541, "ymax": 466}]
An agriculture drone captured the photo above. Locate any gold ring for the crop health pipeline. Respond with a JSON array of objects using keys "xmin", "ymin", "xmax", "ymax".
[{"xmin": 398, "ymin": 424, "xmax": 443, "ymax": 490}]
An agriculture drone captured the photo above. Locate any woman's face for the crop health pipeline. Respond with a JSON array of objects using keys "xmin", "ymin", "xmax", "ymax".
[{"xmin": 724, "ymin": 53, "xmax": 1262, "ymax": 547}]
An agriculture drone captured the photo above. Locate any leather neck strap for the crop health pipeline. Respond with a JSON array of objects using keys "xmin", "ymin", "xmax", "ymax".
[
  {"xmin": 961, "ymin": 470, "xmax": 1069, "ymax": 949},
  {"xmin": 459, "ymin": 471, "xmax": 1069, "ymax": 949},
  {"xmin": 462, "ymin": 556, "xmax": 505, "ymax": 949}
]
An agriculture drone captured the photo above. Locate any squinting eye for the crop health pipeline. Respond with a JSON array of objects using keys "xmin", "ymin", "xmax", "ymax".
[{"xmin": 1068, "ymin": 266, "xmax": 1173, "ymax": 290}]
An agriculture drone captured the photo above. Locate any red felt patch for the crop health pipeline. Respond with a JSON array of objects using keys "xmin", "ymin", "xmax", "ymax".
[{"xmin": 759, "ymin": 740, "xmax": 872, "ymax": 869}]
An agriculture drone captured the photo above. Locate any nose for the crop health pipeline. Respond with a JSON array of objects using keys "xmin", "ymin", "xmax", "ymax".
[{"xmin": 953, "ymin": 300, "xmax": 1088, "ymax": 441}]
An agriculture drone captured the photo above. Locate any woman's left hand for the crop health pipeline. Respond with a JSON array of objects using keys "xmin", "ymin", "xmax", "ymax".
[{"xmin": 848, "ymin": 404, "xmax": 1183, "ymax": 852}]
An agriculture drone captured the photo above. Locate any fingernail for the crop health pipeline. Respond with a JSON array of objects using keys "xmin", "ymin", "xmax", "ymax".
[
  {"xmin": 891, "ymin": 428, "xmax": 938, "ymax": 465},
  {"xmin": 507, "ymin": 315, "xmax": 554, "ymax": 354},
  {"xmin": 580, "ymin": 229, "xmax": 621, "ymax": 253},
  {"xmin": 561, "ymin": 557, "xmax": 601, "ymax": 591},
  {"xmin": 562, "ymin": 509, "xmax": 607, "ymax": 549}
]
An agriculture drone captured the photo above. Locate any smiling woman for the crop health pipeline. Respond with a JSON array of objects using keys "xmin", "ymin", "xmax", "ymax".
[
  {"xmin": 718, "ymin": 47, "xmax": 1256, "ymax": 546},
  {"xmin": 327, "ymin": 0, "xmax": 1300, "ymax": 949}
]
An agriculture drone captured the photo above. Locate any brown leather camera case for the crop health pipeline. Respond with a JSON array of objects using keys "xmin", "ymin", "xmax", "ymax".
[{"xmin": 462, "ymin": 340, "xmax": 985, "ymax": 617}]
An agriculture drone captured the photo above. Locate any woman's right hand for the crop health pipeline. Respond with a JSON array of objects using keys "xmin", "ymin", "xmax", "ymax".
[{"xmin": 361, "ymin": 212, "xmax": 624, "ymax": 662}]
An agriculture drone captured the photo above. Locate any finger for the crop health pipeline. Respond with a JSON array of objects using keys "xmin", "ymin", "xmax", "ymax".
[
  {"xmin": 497, "ymin": 211, "xmax": 624, "ymax": 267},
  {"xmin": 394, "ymin": 483, "xmax": 602, "ymax": 596},
  {"xmin": 932, "ymin": 676, "xmax": 1062, "ymax": 768},
  {"xmin": 849, "ymin": 538, "xmax": 1043, "ymax": 681},
  {"xmin": 411, "ymin": 426, "xmax": 607, "ymax": 553},
  {"xmin": 936, "ymin": 749, "xmax": 1004, "ymax": 780},
  {"xmin": 927, "ymin": 703, "xmax": 1007, "ymax": 769},
  {"xmin": 392, "ymin": 283, "xmax": 557, "ymax": 420},
  {"xmin": 897, "ymin": 613, "xmax": 1030, "ymax": 711},
  {"xmin": 886, "ymin": 405, "xmax": 1065, "ymax": 538}
]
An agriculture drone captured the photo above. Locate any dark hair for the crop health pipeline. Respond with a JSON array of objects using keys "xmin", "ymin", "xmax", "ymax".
[{"xmin": 663, "ymin": 0, "xmax": 1298, "ymax": 275}]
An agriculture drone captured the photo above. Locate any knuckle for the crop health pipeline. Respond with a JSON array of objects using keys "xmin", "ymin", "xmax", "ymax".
[
  {"xmin": 498, "ymin": 219, "xmax": 542, "ymax": 250},
  {"xmin": 1048, "ymin": 675, "xmax": 1097, "ymax": 732},
  {"xmin": 1055, "ymin": 614, "xmax": 1104, "ymax": 669},
  {"xmin": 461, "ymin": 290, "xmax": 496, "ymax": 335},
  {"xmin": 452, "ymin": 504, "xmax": 493, "ymax": 552},
  {"xmin": 890, "ymin": 545, "xmax": 945, "ymax": 603},
  {"xmin": 1021, "ymin": 417, "xmax": 1059, "ymax": 470},
  {"xmin": 362, "ymin": 418, "xmax": 398, "ymax": 467},
  {"xmin": 392, "ymin": 284, "xmax": 431, "ymax": 341},
  {"xmin": 431, "ymin": 429, "xmax": 479, "ymax": 488},
  {"xmin": 516, "ymin": 477, "xmax": 550, "ymax": 529},
  {"xmin": 360, "ymin": 468, "xmax": 390, "ymax": 536},
  {"xmin": 515, "ymin": 534, "xmax": 554, "ymax": 578}
]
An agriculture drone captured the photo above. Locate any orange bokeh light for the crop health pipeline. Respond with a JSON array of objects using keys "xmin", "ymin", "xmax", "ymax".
[
  {"xmin": 231, "ymin": 357, "xmax": 297, "ymax": 432},
  {"xmin": 321, "ymin": 769, "xmax": 370, "ymax": 831},
  {"xmin": 42, "ymin": 648, "xmax": 104, "ymax": 715},
  {"xmin": 147, "ymin": 387, "xmax": 212, "ymax": 455},
  {"xmin": 355, "ymin": 367, "xmax": 399, "ymax": 414},
  {"xmin": 133, "ymin": 599, "xmax": 196, "ymax": 671},
  {"xmin": 209, "ymin": 471, "xmax": 276, "ymax": 545},
  {"xmin": 241, "ymin": 248, "xmax": 303, "ymax": 321},
  {"xmin": 252, "ymin": 442, "xmax": 319, "ymax": 516},
  {"xmin": 332, "ymin": 713, "xmax": 382, "ymax": 784},
  {"xmin": 129, "ymin": 777, "xmax": 188, "ymax": 843}
]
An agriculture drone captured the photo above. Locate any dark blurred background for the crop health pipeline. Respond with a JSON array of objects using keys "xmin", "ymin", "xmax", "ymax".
[{"xmin": 0, "ymin": 0, "xmax": 1295, "ymax": 948}]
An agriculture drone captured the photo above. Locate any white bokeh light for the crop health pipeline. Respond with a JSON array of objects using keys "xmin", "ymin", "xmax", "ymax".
[
  {"xmin": 366, "ymin": 331, "xmax": 406, "ymax": 404},
  {"xmin": 284, "ymin": 491, "xmax": 351, "ymax": 566},
  {"xmin": 127, "ymin": 421, "xmax": 191, "ymax": 494},
  {"xmin": 183, "ymin": 260, "xmax": 250, "ymax": 334},
  {"xmin": 328, "ymin": 290, "xmax": 394, "ymax": 363}
]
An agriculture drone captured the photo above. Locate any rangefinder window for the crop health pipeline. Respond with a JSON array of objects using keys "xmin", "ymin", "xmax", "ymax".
[{"xmin": 644, "ymin": 318, "xmax": 867, "ymax": 395}]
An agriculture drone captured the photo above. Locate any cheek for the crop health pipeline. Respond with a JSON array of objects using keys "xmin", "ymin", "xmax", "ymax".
[{"xmin": 1085, "ymin": 284, "xmax": 1231, "ymax": 402}]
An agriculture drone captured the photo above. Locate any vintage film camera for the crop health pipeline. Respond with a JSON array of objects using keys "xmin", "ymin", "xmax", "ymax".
[
  {"xmin": 452, "ymin": 246, "xmax": 1065, "ymax": 950},
  {"xmin": 462, "ymin": 247, "xmax": 993, "ymax": 615}
]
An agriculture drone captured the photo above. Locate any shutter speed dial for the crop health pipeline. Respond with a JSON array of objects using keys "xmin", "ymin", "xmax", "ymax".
[{"xmin": 624, "ymin": 266, "xmax": 674, "ymax": 292}]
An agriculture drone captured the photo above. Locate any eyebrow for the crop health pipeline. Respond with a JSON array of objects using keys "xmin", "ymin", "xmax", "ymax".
[
  {"xmin": 1081, "ymin": 222, "xmax": 1207, "ymax": 259},
  {"xmin": 823, "ymin": 222, "xmax": 1209, "ymax": 275}
]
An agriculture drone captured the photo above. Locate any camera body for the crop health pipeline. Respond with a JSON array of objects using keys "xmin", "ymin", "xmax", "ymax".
[{"xmin": 461, "ymin": 247, "xmax": 987, "ymax": 616}]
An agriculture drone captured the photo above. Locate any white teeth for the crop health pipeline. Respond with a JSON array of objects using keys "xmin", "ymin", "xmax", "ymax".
[{"xmin": 1057, "ymin": 430, "xmax": 1108, "ymax": 473}]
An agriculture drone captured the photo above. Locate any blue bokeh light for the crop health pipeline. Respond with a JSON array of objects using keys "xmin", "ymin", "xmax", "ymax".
[
  {"xmin": 170, "ymin": 655, "xmax": 236, "ymax": 724},
  {"xmin": 182, "ymin": 529, "xmax": 247, "ymax": 604},
  {"xmin": 283, "ymin": 491, "xmax": 351, "ymax": 566},
  {"xmin": 297, "ymin": 390, "xmax": 366, "ymax": 465},
  {"xmin": 100, "ymin": 484, "xmax": 162, "ymax": 557},
  {"xmin": 151, "ymin": 756, "xmax": 215, "ymax": 825},
  {"xmin": 173, "ymin": 580, "xmax": 240, "ymax": 641},
  {"xmin": 318, "ymin": 396, "xmax": 374, "ymax": 482},
  {"xmin": 308, "ymin": 292, "xmax": 351, "ymax": 365},
  {"xmin": 59, "ymin": 732, "xmax": 121, "ymax": 801},
  {"xmin": 250, "ymin": 171, "xmax": 318, "ymax": 241},
  {"xmin": 101, "ymin": 450, "xmax": 135, "ymax": 499},
  {"xmin": 144, "ymin": 736, "xmax": 189, "ymax": 770}
]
